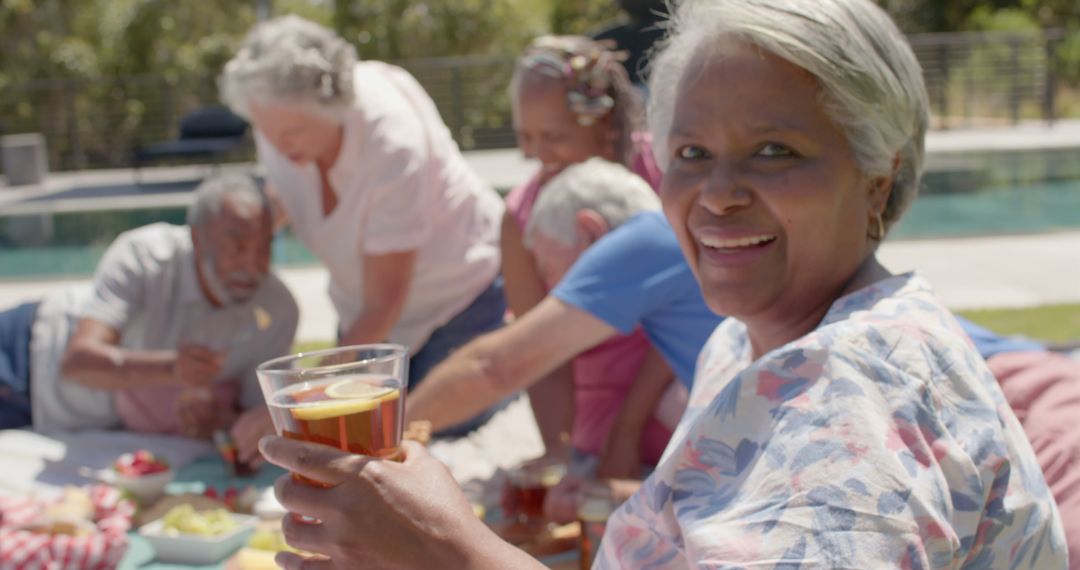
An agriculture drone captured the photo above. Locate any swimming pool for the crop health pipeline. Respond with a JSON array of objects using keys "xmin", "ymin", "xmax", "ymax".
[
  {"xmin": 892, "ymin": 146, "xmax": 1080, "ymax": 238},
  {"xmin": 1, "ymin": 147, "xmax": 1078, "ymax": 280}
]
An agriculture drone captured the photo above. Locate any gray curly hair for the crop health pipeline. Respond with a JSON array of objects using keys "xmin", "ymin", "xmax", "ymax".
[
  {"xmin": 648, "ymin": 0, "xmax": 930, "ymax": 232},
  {"xmin": 187, "ymin": 175, "xmax": 269, "ymax": 230},
  {"xmin": 220, "ymin": 15, "xmax": 357, "ymax": 121}
]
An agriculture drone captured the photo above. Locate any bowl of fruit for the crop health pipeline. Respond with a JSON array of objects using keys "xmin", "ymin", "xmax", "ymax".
[
  {"xmin": 110, "ymin": 451, "xmax": 174, "ymax": 503},
  {"xmin": 139, "ymin": 504, "xmax": 258, "ymax": 564}
]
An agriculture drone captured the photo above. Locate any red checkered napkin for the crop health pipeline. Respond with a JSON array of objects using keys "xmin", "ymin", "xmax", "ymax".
[{"xmin": 0, "ymin": 485, "xmax": 135, "ymax": 570}]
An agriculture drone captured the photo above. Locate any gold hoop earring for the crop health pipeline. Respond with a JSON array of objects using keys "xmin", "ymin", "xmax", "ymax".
[{"xmin": 869, "ymin": 212, "xmax": 886, "ymax": 240}]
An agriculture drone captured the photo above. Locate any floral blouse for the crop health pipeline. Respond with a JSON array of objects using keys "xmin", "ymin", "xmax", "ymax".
[{"xmin": 597, "ymin": 273, "xmax": 1067, "ymax": 569}]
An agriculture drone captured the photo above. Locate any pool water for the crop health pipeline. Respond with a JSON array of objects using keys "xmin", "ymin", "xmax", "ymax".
[
  {"xmin": 1, "ymin": 147, "xmax": 1079, "ymax": 280},
  {"xmin": 892, "ymin": 146, "xmax": 1080, "ymax": 238},
  {"xmin": 893, "ymin": 179, "xmax": 1080, "ymax": 238}
]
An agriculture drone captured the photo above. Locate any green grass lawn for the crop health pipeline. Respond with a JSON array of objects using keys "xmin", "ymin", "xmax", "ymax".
[
  {"xmin": 291, "ymin": 304, "xmax": 1080, "ymax": 354},
  {"xmin": 292, "ymin": 340, "xmax": 335, "ymax": 354},
  {"xmin": 957, "ymin": 304, "xmax": 1080, "ymax": 345}
]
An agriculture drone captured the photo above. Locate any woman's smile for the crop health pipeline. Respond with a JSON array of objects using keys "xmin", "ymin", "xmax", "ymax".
[{"xmin": 693, "ymin": 225, "xmax": 779, "ymax": 265}]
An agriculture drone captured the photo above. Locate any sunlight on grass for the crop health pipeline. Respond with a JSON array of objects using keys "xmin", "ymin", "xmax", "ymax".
[
  {"xmin": 957, "ymin": 304, "xmax": 1080, "ymax": 344},
  {"xmin": 291, "ymin": 340, "xmax": 334, "ymax": 354}
]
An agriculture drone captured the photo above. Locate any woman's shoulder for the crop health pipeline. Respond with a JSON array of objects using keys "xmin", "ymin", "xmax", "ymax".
[{"xmin": 349, "ymin": 62, "xmax": 424, "ymax": 131}]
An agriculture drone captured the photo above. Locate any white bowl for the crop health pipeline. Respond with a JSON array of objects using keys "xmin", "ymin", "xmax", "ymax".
[
  {"xmin": 138, "ymin": 513, "xmax": 259, "ymax": 564},
  {"xmin": 111, "ymin": 469, "xmax": 175, "ymax": 503}
]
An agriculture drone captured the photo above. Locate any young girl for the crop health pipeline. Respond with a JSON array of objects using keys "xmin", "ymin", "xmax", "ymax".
[{"xmin": 502, "ymin": 36, "xmax": 676, "ymax": 481}]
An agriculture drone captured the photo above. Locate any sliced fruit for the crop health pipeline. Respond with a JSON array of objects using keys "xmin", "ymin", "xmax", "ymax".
[
  {"xmin": 324, "ymin": 379, "xmax": 395, "ymax": 400},
  {"xmin": 290, "ymin": 389, "xmax": 399, "ymax": 421}
]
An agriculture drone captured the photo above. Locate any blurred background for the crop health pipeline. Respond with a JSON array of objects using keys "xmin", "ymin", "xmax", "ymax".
[
  {"xmin": 1, "ymin": 0, "xmax": 1079, "ymax": 346},
  {"xmin": 2, "ymin": 0, "xmax": 1078, "ymax": 170}
]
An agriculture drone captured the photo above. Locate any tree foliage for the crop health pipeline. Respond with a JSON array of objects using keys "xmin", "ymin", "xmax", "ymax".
[{"xmin": 0, "ymin": 0, "xmax": 1076, "ymax": 171}]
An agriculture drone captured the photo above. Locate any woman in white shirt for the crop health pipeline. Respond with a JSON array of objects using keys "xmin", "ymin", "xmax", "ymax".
[{"xmin": 221, "ymin": 15, "xmax": 506, "ymax": 436}]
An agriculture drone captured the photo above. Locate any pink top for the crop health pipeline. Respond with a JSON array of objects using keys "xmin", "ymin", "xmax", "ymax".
[
  {"xmin": 505, "ymin": 134, "xmax": 670, "ymax": 465},
  {"xmin": 571, "ymin": 329, "xmax": 673, "ymax": 464},
  {"xmin": 504, "ymin": 133, "xmax": 662, "ymax": 231}
]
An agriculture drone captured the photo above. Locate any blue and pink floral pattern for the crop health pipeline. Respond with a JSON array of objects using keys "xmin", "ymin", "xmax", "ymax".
[{"xmin": 598, "ymin": 273, "xmax": 1067, "ymax": 569}]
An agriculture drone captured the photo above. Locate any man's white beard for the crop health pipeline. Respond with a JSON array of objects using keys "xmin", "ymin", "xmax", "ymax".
[{"xmin": 200, "ymin": 255, "xmax": 234, "ymax": 306}]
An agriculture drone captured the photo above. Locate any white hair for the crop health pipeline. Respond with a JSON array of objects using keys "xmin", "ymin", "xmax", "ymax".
[
  {"xmin": 648, "ymin": 0, "xmax": 930, "ymax": 231},
  {"xmin": 187, "ymin": 175, "xmax": 269, "ymax": 230},
  {"xmin": 219, "ymin": 15, "xmax": 356, "ymax": 121},
  {"xmin": 525, "ymin": 158, "xmax": 661, "ymax": 248}
]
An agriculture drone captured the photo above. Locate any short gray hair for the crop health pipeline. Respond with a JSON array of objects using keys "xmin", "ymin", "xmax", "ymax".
[
  {"xmin": 647, "ymin": 0, "xmax": 929, "ymax": 232},
  {"xmin": 220, "ymin": 15, "xmax": 356, "ymax": 120},
  {"xmin": 525, "ymin": 158, "xmax": 660, "ymax": 248},
  {"xmin": 188, "ymin": 175, "xmax": 270, "ymax": 230}
]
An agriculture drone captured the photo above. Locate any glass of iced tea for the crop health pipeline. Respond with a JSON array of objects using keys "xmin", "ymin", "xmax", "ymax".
[
  {"xmin": 507, "ymin": 463, "xmax": 566, "ymax": 525},
  {"xmin": 256, "ymin": 344, "xmax": 408, "ymax": 486}
]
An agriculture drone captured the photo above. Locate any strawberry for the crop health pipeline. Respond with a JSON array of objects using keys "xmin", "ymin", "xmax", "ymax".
[
  {"xmin": 114, "ymin": 450, "xmax": 170, "ymax": 477},
  {"xmin": 224, "ymin": 487, "xmax": 239, "ymax": 510}
]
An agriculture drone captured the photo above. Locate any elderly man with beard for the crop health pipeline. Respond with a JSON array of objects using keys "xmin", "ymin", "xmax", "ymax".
[{"xmin": 0, "ymin": 175, "xmax": 297, "ymax": 463}]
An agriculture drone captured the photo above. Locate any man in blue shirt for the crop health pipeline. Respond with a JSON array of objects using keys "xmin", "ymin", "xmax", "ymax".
[{"xmin": 407, "ymin": 160, "xmax": 722, "ymax": 432}]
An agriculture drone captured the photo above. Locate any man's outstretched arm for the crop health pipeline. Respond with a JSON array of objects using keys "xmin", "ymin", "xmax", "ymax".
[{"xmin": 406, "ymin": 297, "xmax": 615, "ymax": 430}]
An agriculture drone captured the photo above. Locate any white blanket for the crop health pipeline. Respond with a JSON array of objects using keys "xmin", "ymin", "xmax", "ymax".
[{"xmin": 0, "ymin": 429, "xmax": 213, "ymax": 497}]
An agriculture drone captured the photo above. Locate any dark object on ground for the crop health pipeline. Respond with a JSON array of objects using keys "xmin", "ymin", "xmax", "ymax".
[{"xmin": 132, "ymin": 105, "xmax": 249, "ymax": 184}]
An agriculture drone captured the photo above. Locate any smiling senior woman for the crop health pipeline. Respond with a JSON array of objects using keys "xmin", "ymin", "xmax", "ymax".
[
  {"xmin": 259, "ymin": 1, "xmax": 1068, "ymax": 568},
  {"xmin": 221, "ymin": 17, "xmax": 506, "ymax": 436}
]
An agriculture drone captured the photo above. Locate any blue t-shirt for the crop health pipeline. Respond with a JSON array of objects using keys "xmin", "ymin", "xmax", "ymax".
[
  {"xmin": 956, "ymin": 316, "xmax": 1045, "ymax": 359},
  {"xmin": 552, "ymin": 211, "xmax": 722, "ymax": 388}
]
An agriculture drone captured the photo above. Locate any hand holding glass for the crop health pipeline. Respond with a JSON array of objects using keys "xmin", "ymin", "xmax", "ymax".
[{"xmin": 256, "ymin": 344, "xmax": 409, "ymax": 487}]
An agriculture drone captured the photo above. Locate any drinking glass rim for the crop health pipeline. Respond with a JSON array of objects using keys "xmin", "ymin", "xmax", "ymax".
[{"xmin": 256, "ymin": 343, "xmax": 408, "ymax": 377}]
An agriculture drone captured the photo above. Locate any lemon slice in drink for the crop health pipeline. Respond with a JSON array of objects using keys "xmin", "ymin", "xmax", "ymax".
[
  {"xmin": 290, "ymin": 380, "xmax": 397, "ymax": 421},
  {"xmin": 324, "ymin": 379, "xmax": 395, "ymax": 400}
]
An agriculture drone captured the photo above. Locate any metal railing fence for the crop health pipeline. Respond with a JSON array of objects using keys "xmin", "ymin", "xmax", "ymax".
[{"xmin": 0, "ymin": 30, "xmax": 1068, "ymax": 173}]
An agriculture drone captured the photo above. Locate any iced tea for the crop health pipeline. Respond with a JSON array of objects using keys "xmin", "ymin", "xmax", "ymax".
[
  {"xmin": 508, "ymin": 463, "xmax": 565, "ymax": 523},
  {"xmin": 269, "ymin": 374, "xmax": 404, "ymax": 485},
  {"xmin": 257, "ymin": 344, "xmax": 409, "ymax": 487}
]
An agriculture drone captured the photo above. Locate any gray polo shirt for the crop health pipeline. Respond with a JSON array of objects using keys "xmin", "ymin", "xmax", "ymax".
[{"xmin": 30, "ymin": 223, "xmax": 299, "ymax": 432}]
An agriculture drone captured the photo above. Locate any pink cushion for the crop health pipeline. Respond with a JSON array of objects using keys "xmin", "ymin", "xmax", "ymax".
[{"xmin": 990, "ymin": 350, "xmax": 1080, "ymax": 568}]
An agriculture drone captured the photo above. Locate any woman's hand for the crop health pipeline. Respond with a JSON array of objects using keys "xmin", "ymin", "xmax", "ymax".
[{"xmin": 260, "ymin": 436, "xmax": 529, "ymax": 570}]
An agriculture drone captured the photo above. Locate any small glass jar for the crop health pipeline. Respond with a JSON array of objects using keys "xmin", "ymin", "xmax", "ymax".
[{"xmin": 577, "ymin": 483, "xmax": 615, "ymax": 570}]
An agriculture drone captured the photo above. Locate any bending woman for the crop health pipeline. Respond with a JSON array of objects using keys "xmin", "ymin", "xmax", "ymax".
[{"xmin": 221, "ymin": 16, "xmax": 505, "ymax": 436}]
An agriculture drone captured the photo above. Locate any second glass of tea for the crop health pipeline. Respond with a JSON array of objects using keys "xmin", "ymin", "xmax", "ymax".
[
  {"xmin": 256, "ymin": 344, "xmax": 409, "ymax": 486},
  {"xmin": 507, "ymin": 462, "xmax": 566, "ymax": 525}
]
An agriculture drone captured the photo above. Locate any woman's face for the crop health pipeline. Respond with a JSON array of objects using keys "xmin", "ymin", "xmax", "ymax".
[
  {"xmin": 248, "ymin": 101, "xmax": 342, "ymax": 165},
  {"xmin": 661, "ymin": 44, "xmax": 886, "ymax": 327},
  {"xmin": 512, "ymin": 74, "xmax": 612, "ymax": 178}
]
